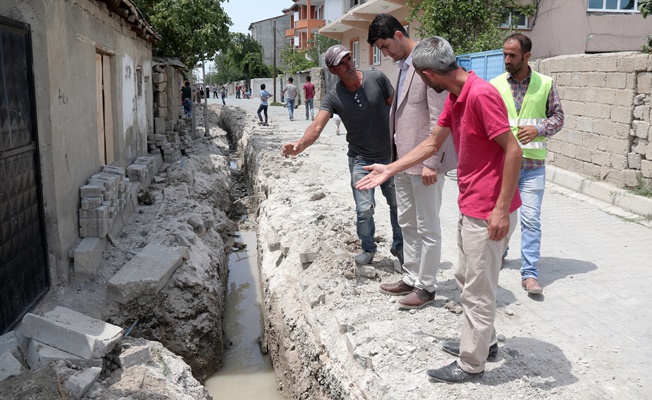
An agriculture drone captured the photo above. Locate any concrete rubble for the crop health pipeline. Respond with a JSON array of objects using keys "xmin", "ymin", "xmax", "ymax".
[
  {"xmin": 18, "ymin": 306, "xmax": 123, "ymax": 360},
  {"xmin": 1, "ymin": 108, "xmax": 228, "ymax": 399},
  {"xmin": 107, "ymin": 243, "xmax": 187, "ymax": 304}
]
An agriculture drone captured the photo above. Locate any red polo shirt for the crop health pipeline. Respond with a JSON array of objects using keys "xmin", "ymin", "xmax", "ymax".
[{"xmin": 437, "ymin": 72, "xmax": 521, "ymax": 220}]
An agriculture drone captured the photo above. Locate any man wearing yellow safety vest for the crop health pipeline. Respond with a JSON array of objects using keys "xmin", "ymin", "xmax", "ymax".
[{"xmin": 491, "ymin": 33, "xmax": 564, "ymax": 295}]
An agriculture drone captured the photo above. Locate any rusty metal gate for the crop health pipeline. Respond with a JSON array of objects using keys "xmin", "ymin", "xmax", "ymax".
[{"xmin": 0, "ymin": 16, "xmax": 49, "ymax": 334}]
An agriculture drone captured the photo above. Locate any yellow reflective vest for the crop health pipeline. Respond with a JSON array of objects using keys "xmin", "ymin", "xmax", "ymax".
[{"xmin": 491, "ymin": 71, "xmax": 552, "ymax": 160}]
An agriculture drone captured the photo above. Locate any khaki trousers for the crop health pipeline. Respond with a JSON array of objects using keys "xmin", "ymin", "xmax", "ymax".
[
  {"xmin": 456, "ymin": 211, "xmax": 517, "ymax": 373},
  {"xmin": 395, "ymin": 172, "xmax": 445, "ymax": 292}
]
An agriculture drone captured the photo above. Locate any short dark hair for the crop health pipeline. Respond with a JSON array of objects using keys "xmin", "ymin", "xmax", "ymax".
[
  {"xmin": 367, "ymin": 14, "xmax": 408, "ymax": 45},
  {"xmin": 306, "ymin": 76, "xmax": 311, "ymax": 82},
  {"xmin": 260, "ymin": 83, "xmax": 266, "ymax": 90},
  {"xmin": 505, "ymin": 33, "xmax": 532, "ymax": 54},
  {"xmin": 288, "ymin": 77, "xmax": 294, "ymax": 83}
]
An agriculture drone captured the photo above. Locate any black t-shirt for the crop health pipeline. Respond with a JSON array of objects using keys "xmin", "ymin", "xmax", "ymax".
[
  {"xmin": 320, "ymin": 70, "xmax": 394, "ymax": 160},
  {"xmin": 181, "ymin": 86, "xmax": 192, "ymax": 100}
]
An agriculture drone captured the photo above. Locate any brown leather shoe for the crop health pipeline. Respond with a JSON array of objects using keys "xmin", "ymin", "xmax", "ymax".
[
  {"xmin": 522, "ymin": 278, "xmax": 543, "ymax": 294},
  {"xmin": 379, "ymin": 280, "xmax": 414, "ymax": 296},
  {"xmin": 397, "ymin": 288, "xmax": 435, "ymax": 309}
]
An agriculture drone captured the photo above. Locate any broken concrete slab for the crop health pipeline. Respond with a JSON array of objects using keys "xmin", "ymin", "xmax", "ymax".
[
  {"xmin": 118, "ymin": 345, "xmax": 151, "ymax": 369},
  {"xmin": 54, "ymin": 361, "xmax": 102, "ymax": 400},
  {"xmin": 25, "ymin": 338, "xmax": 102, "ymax": 371},
  {"xmin": 107, "ymin": 243, "xmax": 186, "ymax": 304},
  {"xmin": 18, "ymin": 306, "xmax": 123, "ymax": 360},
  {"xmin": 0, "ymin": 351, "xmax": 24, "ymax": 382},
  {"xmin": 0, "ymin": 332, "xmax": 22, "ymax": 360},
  {"xmin": 73, "ymin": 237, "xmax": 106, "ymax": 278}
]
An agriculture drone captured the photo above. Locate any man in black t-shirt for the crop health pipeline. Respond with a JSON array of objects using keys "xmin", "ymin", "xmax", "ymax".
[{"xmin": 281, "ymin": 45, "xmax": 403, "ymax": 266}]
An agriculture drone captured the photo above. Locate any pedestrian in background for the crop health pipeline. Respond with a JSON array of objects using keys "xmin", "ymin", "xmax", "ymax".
[
  {"xmin": 257, "ymin": 83, "xmax": 271, "ymax": 126},
  {"xmin": 303, "ymin": 76, "xmax": 315, "ymax": 120},
  {"xmin": 181, "ymin": 80, "xmax": 192, "ymax": 118},
  {"xmin": 282, "ymin": 77, "xmax": 299, "ymax": 121}
]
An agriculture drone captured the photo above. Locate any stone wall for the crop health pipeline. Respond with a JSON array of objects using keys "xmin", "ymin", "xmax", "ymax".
[{"xmin": 533, "ymin": 52, "xmax": 652, "ymax": 191}]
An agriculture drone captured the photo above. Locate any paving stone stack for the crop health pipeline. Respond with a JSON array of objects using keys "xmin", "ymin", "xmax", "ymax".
[
  {"xmin": 79, "ymin": 167, "xmax": 130, "ymax": 238},
  {"xmin": 127, "ymin": 156, "xmax": 157, "ymax": 190},
  {"xmin": 79, "ymin": 156, "xmax": 160, "ymax": 238}
]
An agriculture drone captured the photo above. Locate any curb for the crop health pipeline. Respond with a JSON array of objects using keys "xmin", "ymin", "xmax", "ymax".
[{"xmin": 546, "ymin": 165, "xmax": 652, "ymax": 217}]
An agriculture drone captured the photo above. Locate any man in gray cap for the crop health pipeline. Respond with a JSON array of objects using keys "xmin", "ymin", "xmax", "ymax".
[{"xmin": 281, "ymin": 44, "xmax": 403, "ymax": 266}]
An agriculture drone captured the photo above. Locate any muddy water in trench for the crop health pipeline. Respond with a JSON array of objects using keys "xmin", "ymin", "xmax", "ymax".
[{"xmin": 205, "ymin": 230, "xmax": 284, "ymax": 399}]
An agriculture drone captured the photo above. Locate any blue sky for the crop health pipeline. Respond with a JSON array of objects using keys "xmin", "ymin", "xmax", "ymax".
[{"xmin": 222, "ymin": 0, "xmax": 291, "ymax": 34}]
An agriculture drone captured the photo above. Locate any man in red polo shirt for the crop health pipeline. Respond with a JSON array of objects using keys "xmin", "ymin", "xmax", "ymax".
[{"xmin": 356, "ymin": 36, "xmax": 522, "ymax": 384}]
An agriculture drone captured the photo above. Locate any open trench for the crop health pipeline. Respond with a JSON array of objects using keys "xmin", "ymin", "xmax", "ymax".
[
  {"xmin": 203, "ymin": 115, "xmax": 283, "ymax": 398},
  {"xmin": 214, "ymin": 107, "xmax": 365, "ymax": 400}
]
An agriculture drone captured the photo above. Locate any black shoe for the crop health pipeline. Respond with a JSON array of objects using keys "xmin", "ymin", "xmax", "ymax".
[
  {"xmin": 441, "ymin": 340, "xmax": 498, "ymax": 361},
  {"xmin": 390, "ymin": 247, "xmax": 404, "ymax": 266},
  {"xmin": 427, "ymin": 361, "xmax": 484, "ymax": 383}
]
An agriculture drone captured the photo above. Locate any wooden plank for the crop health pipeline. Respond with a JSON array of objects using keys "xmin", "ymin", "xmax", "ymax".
[
  {"xmin": 102, "ymin": 55, "xmax": 115, "ymax": 165},
  {"xmin": 96, "ymin": 53, "xmax": 105, "ymax": 166}
]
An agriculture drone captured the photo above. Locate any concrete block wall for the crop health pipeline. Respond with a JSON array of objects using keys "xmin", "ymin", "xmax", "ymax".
[{"xmin": 533, "ymin": 52, "xmax": 652, "ymax": 191}]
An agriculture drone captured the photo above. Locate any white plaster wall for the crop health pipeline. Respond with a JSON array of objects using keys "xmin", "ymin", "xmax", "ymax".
[
  {"xmin": 324, "ymin": 0, "xmax": 343, "ymax": 24},
  {"xmin": 1, "ymin": 0, "xmax": 154, "ymax": 283}
]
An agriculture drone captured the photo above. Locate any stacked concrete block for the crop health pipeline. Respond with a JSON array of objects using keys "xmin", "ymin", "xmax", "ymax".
[
  {"xmin": 79, "ymin": 167, "xmax": 130, "ymax": 238},
  {"xmin": 127, "ymin": 156, "xmax": 155, "ymax": 190},
  {"xmin": 79, "ymin": 156, "xmax": 163, "ymax": 238},
  {"xmin": 631, "ymin": 72, "xmax": 652, "ymax": 188},
  {"xmin": 537, "ymin": 52, "xmax": 652, "ymax": 190}
]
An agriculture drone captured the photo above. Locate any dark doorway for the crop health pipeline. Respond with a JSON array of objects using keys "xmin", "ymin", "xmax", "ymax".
[{"xmin": 0, "ymin": 16, "xmax": 49, "ymax": 334}]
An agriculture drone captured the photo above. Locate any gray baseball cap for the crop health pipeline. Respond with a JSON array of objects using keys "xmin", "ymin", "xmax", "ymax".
[{"xmin": 324, "ymin": 44, "xmax": 351, "ymax": 67}]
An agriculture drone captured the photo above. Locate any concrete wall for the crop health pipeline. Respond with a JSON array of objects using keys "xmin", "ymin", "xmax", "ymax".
[
  {"xmin": 528, "ymin": 0, "xmax": 650, "ymax": 59},
  {"xmin": 249, "ymin": 15, "xmax": 292, "ymax": 70},
  {"xmin": 1, "ymin": 0, "xmax": 154, "ymax": 283},
  {"xmin": 533, "ymin": 52, "xmax": 652, "ymax": 190}
]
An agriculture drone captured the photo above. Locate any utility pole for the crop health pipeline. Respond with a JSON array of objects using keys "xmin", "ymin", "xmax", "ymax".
[
  {"xmin": 202, "ymin": 59, "xmax": 208, "ymax": 137},
  {"xmin": 273, "ymin": 18, "xmax": 277, "ymax": 103}
]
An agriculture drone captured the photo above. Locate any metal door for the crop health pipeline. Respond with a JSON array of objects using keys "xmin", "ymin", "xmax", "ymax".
[{"xmin": 0, "ymin": 16, "xmax": 49, "ymax": 334}]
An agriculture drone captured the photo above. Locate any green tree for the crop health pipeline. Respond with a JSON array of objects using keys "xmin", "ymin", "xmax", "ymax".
[
  {"xmin": 224, "ymin": 33, "xmax": 271, "ymax": 79},
  {"xmin": 280, "ymin": 48, "xmax": 315, "ymax": 75},
  {"xmin": 406, "ymin": 0, "xmax": 536, "ymax": 54},
  {"xmin": 134, "ymin": 0, "xmax": 232, "ymax": 67},
  {"xmin": 280, "ymin": 34, "xmax": 340, "ymax": 74},
  {"xmin": 212, "ymin": 52, "xmax": 242, "ymax": 85}
]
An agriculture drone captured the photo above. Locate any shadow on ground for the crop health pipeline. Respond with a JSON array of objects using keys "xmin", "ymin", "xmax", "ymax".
[{"xmin": 485, "ymin": 337, "xmax": 579, "ymax": 390}]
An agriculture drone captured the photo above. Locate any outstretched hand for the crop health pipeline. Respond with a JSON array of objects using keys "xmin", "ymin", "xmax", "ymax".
[
  {"xmin": 355, "ymin": 164, "xmax": 391, "ymax": 190},
  {"xmin": 280, "ymin": 141, "xmax": 302, "ymax": 158}
]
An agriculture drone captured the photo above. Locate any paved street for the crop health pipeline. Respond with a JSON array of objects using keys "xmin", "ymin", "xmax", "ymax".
[{"xmin": 209, "ymin": 95, "xmax": 652, "ymax": 398}]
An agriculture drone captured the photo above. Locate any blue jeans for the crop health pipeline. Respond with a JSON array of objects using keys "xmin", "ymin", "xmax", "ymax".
[
  {"xmin": 518, "ymin": 166, "xmax": 546, "ymax": 280},
  {"xmin": 287, "ymin": 99, "xmax": 295, "ymax": 119},
  {"xmin": 305, "ymin": 98, "xmax": 314, "ymax": 119},
  {"xmin": 257, "ymin": 104, "xmax": 268, "ymax": 123},
  {"xmin": 348, "ymin": 156, "xmax": 403, "ymax": 254},
  {"xmin": 183, "ymin": 99, "xmax": 192, "ymax": 117}
]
